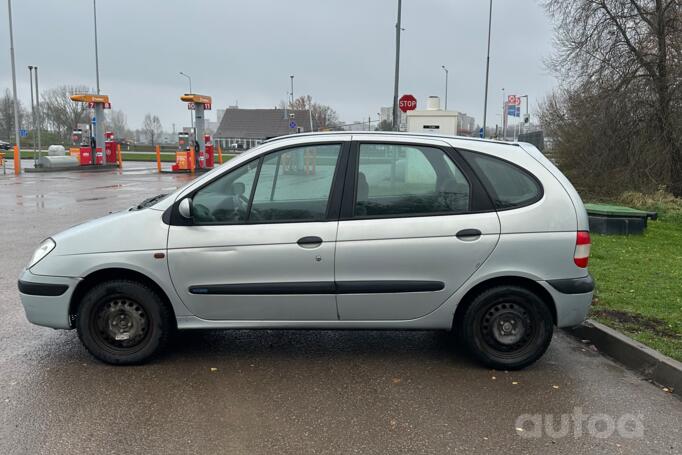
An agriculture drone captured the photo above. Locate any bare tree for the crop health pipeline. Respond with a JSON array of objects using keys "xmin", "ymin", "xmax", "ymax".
[
  {"xmin": 142, "ymin": 114, "xmax": 163, "ymax": 146},
  {"xmin": 107, "ymin": 110, "xmax": 129, "ymax": 140},
  {"xmin": 41, "ymin": 86, "xmax": 92, "ymax": 143},
  {"xmin": 542, "ymin": 0, "xmax": 682, "ymax": 195},
  {"xmin": 281, "ymin": 95, "xmax": 342, "ymax": 130},
  {"xmin": 0, "ymin": 88, "xmax": 26, "ymax": 143}
]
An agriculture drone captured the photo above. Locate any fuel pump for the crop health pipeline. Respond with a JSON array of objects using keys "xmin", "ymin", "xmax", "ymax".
[
  {"xmin": 204, "ymin": 134, "xmax": 214, "ymax": 168},
  {"xmin": 104, "ymin": 131, "xmax": 117, "ymax": 164},
  {"xmin": 172, "ymin": 132, "xmax": 191, "ymax": 171},
  {"xmin": 69, "ymin": 94, "xmax": 111, "ymax": 166}
]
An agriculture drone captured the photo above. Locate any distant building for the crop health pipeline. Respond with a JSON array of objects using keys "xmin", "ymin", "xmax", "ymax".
[
  {"xmin": 401, "ymin": 97, "xmax": 477, "ymax": 136},
  {"xmin": 456, "ymin": 112, "xmax": 476, "ymax": 136},
  {"xmin": 379, "ymin": 106, "xmax": 405, "ymax": 130},
  {"xmin": 214, "ymin": 108, "xmax": 315, "ymax": 151}
]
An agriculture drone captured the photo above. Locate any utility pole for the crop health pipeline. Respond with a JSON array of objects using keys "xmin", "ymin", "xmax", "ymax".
[
  {"xmin": 482, "ymin": 0, "xmax": 493, "ymax": 138},
  {"xmin": 28, "ymin": 66, "xmax": 36, "ymax": 163},
  {"xmin": 7, "ymin": 0, "xmax": 21, "ymax": 174},
  {"xmin": 441, "ymin": 65, "xmax": 449, "ymax": 111},
  {"xmin": 93, "ymin": 0, "xmax": 100, "ymax": 94},
  {"xmin": 392, "ymin": 0, "xmax": 402, "ymax": 131},
  {"xmin": 35, "ymin": 66, "xmax": 41, "ymax": 160}
]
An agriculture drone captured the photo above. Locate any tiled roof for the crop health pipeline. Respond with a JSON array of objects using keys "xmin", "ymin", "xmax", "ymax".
[{"xmin": 214, "ymin": 108, "xmax": 314, "ymax": 139}]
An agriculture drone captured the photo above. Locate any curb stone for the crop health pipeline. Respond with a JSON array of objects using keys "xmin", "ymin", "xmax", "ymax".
[{"xmin": 565, "ymin": 319, "xmax": 682, "ymax": 398}]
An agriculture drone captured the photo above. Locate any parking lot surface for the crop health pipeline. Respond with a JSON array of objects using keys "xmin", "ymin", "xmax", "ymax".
[{"xmin": 1, "ymin": 163, "xmax": 681, "ymax": 454}]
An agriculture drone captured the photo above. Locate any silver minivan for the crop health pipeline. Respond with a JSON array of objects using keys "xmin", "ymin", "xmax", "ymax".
[{"xmin": 18, "ymin": 132, "xmax": 593, "ymax": 369}]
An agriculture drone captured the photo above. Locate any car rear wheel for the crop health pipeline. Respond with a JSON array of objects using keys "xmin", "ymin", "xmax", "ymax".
[
  {"xmin": 76, "ymin": 280, "xmax": 173, "ymax": 365},
  {"xmin": 461, "ymin": 285, "xmax": 553, "ymax": 370}
]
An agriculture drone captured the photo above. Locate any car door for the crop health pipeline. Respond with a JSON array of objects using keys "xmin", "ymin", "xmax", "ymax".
[
  {"xmin": 167, "ymin": 139, "xmax": 349, "ymax": 321},
  {"xmin": 335, "ymin": 136, "xmax": 501, "ymax": 320}
]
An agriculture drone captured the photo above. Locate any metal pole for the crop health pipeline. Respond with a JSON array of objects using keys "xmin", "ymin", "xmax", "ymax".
[
  {"xmin": 28, "ymin": 66, "xmax": 36, "ymax": 163},
  {"xmin": 502, "ymin": 88, "xmax": 507, "ymax": 140},
  {"xmin": 521, "ymin": 95, "xmax": 530, "ymax": 132},
  {"xmin": 392, "ymin": 0, "xmax": 402, "ymax": 131},
  {"xmin": 482, "ymin": 0, "xmax": 493, "ymax": 138},
  {"xmin": 442, "ymin": 65, "xmax": 448, "ymax": 111},
  {"xmin": 7, "ymin": 0, "xmax": 21, "ymax": 155},
  {"xmin": 290, "ymin": 75, "xmax": 294, "ymax": 105},
  {"xmin": 93, "ymin": 0, "xmax": 100, "ymax": 94},
  {"xmin": 179, "ymin": 72, "xmax": 193, "ymax": 130},
  {"xmin": 35, "ymin": 66, "xmax": 41, "ymax": 161}
]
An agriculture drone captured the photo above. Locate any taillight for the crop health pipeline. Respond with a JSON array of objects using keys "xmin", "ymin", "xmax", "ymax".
[{"xmin": 574, "ymin": 231, "xmax": 591, "ymax": 268}]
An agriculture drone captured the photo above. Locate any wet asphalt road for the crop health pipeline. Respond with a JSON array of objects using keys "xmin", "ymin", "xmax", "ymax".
[{"xmin": 1, "ymin": 162, "xmax": 681, "ymax": 454}]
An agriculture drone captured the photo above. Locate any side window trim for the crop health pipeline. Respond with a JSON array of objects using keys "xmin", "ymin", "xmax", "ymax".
[{"xmin": 339, "ymin": 141, "xmax": 495, "ymax": 221}]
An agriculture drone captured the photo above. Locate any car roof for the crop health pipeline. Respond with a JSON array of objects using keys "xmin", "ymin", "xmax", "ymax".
[{"xmin": 263, "ymin": 131, "xmax": 521, "ymax": 148}]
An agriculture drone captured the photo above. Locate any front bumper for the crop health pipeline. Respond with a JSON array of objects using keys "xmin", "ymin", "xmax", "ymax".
[
  {"xmin": 18, "ymin": 269, "xmax": 80, "ymax": 329},
  {"xmin": 539, "ymin": 275, "xmax": 595, "ymax": 328}
]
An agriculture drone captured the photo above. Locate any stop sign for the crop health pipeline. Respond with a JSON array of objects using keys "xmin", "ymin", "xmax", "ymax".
[{"xmin": 399, "ymin": 94, "xmax": 417, "ymax": 113}]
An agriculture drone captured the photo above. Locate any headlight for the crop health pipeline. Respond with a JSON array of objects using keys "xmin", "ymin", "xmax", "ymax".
[{"xmin": 28, "ymin": 238, "xmax": 56, "ymax": 268}]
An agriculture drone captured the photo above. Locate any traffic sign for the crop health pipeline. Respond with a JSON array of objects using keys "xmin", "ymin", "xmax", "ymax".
[
  {"xmin": 289, "ymin": 120, "xmax": 297, "ymax": 129},
  {"xmin": 399, "ymin": 94, "xmax": 417, "ymax": 113},
  {"xmin": 92, "ymin": 116, "xmax": 97, "ymax": 125},
  {"xmin": 479, "ymin": 127, "xmax": 484, "ymax": 138},
  {"xmin": 507, "ymin": 95, "xmax": 521, "ymax": 106},
  {"xmin": 19, "ymin": 129, "xmax": 28, "ymax": 137},
  {"xmin": 507, "ymin": 105, "xmax": 520, "ymax": 117}
]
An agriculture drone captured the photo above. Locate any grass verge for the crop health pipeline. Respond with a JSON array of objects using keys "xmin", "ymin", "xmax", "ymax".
[{"xmin": 588, "ymin": 192, "xmax": 682, "ymax": 361}]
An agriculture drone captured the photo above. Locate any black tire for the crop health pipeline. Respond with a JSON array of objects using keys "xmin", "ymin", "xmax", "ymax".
[
  {"xmin": 76, "ymin": 280, "xmax": 173, "ymax": 365},
  {"xmin": 461, "ymin": 285, "xmax": 553, "ymax": 370}
]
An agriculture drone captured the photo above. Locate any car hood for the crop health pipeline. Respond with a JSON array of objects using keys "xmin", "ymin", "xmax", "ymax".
[{"xmin": 49, "ymin": 207, "xmax": 169, "ymax": 256}]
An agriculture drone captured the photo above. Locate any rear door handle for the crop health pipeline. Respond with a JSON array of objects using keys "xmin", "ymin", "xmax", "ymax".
[
  {"xmin": 456, "ymin": 229, "xmax": 482, "ymax": 240},
  {"xmin": 297, "ymin": 236, "xmax": 323, "ymax": 248}
]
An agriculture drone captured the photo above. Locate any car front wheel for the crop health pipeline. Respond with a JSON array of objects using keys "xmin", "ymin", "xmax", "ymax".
[
  {"xmin": 461, "ymin": 285, "xmax": 554, "ymax": 370},
  {"xmin": 76, "ymin": 280, "xmax": 173, "ymax": 365}
]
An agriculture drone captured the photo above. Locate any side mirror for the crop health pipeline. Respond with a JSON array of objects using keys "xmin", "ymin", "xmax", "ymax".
[{"xmin": 178, "ymin": 197, "xmax": 192, "ymax": 219}]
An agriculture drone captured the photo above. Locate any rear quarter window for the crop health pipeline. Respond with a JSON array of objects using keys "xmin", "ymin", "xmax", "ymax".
[{"xmin": 460, "ymin": 150, "xmax": 542, "ymax": 209}]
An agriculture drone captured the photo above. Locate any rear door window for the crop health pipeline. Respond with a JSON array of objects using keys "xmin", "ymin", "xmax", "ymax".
[
  {"xmin": 460, "ymin": 150, "xmax": 542, "ymax": 209},
  {"xmin": 354, "ymin": 143, "xmax": 470, "ymax": 217}
]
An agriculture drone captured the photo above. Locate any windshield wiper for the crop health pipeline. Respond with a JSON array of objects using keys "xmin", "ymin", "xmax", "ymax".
[{"xmin": 134, "ymin": 193, "xmax": 168, "ymax": 210}]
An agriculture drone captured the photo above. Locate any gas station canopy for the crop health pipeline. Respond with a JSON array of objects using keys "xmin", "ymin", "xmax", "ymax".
[
  {"xmin": 70, "ymin": 94, "xmax": 110, "ymax": 104},
  {"xmin": 180, "ymin": 93, "xmax": 212, "ymax": 104}
]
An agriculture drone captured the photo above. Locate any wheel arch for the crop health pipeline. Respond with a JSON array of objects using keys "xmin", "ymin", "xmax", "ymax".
[
  {"xmin": 453, "ymin": 276, "xmax": 557, "ymax": 328},
  {"xmin": 69, "ymin": 268, "xmax": 177, "ymax": 329}
]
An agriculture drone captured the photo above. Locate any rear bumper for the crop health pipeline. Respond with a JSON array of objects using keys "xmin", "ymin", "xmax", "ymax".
[
  {"xmin": 539, "ymin": 275, "xmax": 594, "ymax": 328},
  {"xmin": 17, "ymin": 269, "xmax": 80, "ymax": 329},
  {"xmin": 547, "ymin": 275, "xmax": 594, "ymax": 294}
]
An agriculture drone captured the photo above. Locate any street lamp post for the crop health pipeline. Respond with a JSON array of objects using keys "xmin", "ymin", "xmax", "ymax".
[
  {"xmin": 35, "ymin": 66, "xmax": 41, "ymax": 160},
  {"xmin": 6, "ymin": 0, "xmax": 21, "ymax": 170},
  {"xmin": 93, "ymin": 0, "xmax": 100, "ymax": 94},
  {"xmin": 482, "ymin": 0, "xmax": 493, "ymax": 138},
  {"xmin": 179, "ymin": 72, "xmax": 194, "ymax": 131},
  {"xmin": 290, "ymin": 75, "xmax": 294, "ymax": 105},
  {"xmin": 28, "ymin": 66, "xmax": 36, "ymax": 163},
  {"xmin": 392, "ymin": 0, "xmax": 402, "ymax": 131},
  {"xmin": 441, "ymin": 65, "xmax": 449, "ymax": 111}
]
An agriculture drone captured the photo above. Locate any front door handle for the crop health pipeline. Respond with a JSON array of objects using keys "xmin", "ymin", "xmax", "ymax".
[
  {"xmin": 456, "ymin": 229, "xmax": 482, "ymax": 240},
  {"xmin": 297, "ymin": 236, "xmax": 323, "ymax": 248}
]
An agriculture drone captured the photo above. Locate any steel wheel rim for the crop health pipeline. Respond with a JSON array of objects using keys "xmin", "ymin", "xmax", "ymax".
[
  {"xmin": 90, "ymin": 297, "xmax": 150, "ymax": 353},
  {"xmin": 478, "ymin": 301, "xmax": 537, "ymax": 358}
]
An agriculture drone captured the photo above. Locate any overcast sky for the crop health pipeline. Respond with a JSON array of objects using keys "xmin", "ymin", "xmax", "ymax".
[{"xmin": 1, "ymin": 0, "xmax": 556, "ymax": 131}]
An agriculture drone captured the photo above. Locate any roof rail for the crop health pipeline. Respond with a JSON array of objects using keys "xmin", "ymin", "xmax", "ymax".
[{"xmin": 263, "ymin": 131, "xmax": 520, "ymax": 146}]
